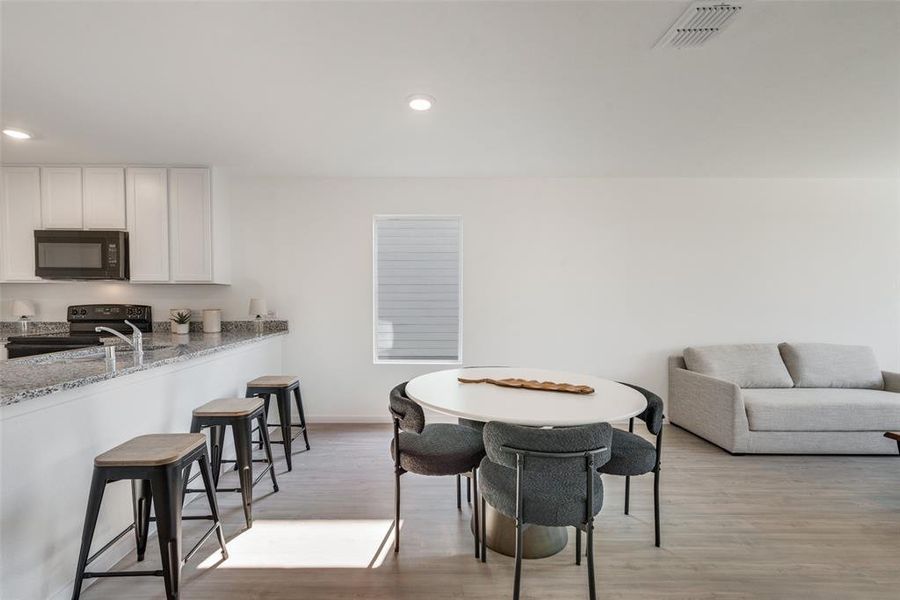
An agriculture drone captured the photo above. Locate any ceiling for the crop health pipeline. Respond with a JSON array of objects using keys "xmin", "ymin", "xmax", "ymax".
[{"xmin": 2, "ymin": 1, "xmax": 899, "ymax": 177}]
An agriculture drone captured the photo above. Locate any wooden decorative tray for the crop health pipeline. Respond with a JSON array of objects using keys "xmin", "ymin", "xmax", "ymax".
[{"xmin": 457, "ymin": 377, "xmax": 594, "ymax": 395}]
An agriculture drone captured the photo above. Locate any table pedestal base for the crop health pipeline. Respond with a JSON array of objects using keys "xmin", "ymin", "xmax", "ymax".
[{"xmin": 474, "ymin": 503, "xmax": 568, "ymax": 558}]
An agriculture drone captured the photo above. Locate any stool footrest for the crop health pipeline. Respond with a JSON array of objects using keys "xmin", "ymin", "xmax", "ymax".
[
  {"xmin": 220, "ymin": 458, "xmax": 272, "ymax": 464},
  {"xmin": 189, "ymin": 464, "xmax": 274, "ymax": 494},
  {"xmin": 87, "ymin": 524, "xmax": 135, "ymax": 566},
  {"xmin": 83, "ymin": 570, "xmax": 163, "ymax": 579},
  {"xmin": 184, "ymin": 524, "xmax": 224, "ymax": 564},
  {"xmin": 149, "ymin": 515, "xmax": 216, "ymax": 522},
  {"xmin": 267, "ymin": 423, "xmax": 305, "ymax": 429}
]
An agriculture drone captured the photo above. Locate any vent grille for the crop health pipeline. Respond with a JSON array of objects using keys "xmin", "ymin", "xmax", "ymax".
[{"xmin": 655, "ymin": 1, "xmax": 743, "ymax": 48}]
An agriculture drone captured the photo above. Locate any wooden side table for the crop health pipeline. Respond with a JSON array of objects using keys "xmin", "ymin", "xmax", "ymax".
[{"xmin": 884, "ymin": 432, "xmax": 900, "ymax": 454}]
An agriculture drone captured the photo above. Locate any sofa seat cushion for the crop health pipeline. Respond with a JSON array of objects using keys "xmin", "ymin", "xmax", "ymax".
[
  {"xmin": 743, "ymin": 388, "xmax": 900, "ymax": 432},
  {"xmin": 778, "ymin": 343, "xmax": 883, "ymax": 390},
  {"xmin": 683, "ymin": 344, "xmax": 793, "ymax": 388}
]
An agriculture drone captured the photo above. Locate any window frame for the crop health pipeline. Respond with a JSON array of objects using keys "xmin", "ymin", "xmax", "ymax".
[{"xmin": 372, "ymin": 214, "xmax": 463, "ymax": 365}]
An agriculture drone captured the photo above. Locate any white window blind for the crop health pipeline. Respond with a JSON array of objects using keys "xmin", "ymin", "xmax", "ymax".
[{"xmin": 374, "ymin": 216, "xmax": 462, "ymax": 363}]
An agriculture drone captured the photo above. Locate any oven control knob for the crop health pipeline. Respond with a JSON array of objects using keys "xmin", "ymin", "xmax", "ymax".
[
  {"xmin": 80, "ymin": 309, "xmax": 87, "ymax": 316},
  {"xmin": 71, "ymin": 308, "xmax": 78, "ymax": 316}
]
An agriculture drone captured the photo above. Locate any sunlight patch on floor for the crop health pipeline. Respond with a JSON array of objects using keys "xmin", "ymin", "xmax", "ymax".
[{"xmin": 198, "ymin": 519, "xmax": 399, "ymax": 569}]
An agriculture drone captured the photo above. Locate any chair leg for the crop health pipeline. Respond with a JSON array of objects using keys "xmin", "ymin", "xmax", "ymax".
[
  {"xmin": 394, "ymin": 470, "xmax": 401, "ymax": 553},
  {"xmin": 456, "ymin": 474, "xmax": 461, "ymax": 510},
  {"xmin": 258, "ymin": 414, "xmax": 279, "ymax": 492},
  {"xmin": 513, "ymin": 514, "xmax": 523, "ymax": 600},
  {"xmin": 472, "ymin": 467, "xmax": 480, "ymax": 559},
  {"xmin": 275, "ymin": 390, "xmax": 294, "ymax": 471},
  {"xmin": 480, "ymin": 495, "xmax": 486, "ymax": 563},
  {"xmin": 654, "ymin": 467, "xmax": 661, "ymax": 547},
  {"xmin": 197, "ymin": 453, "xmax": 229, "ymax": 559},
  {"xmin": 132, "ymin": 479, "xmax": 152, "ymax": 561},
  {"xmin": 71, "ymin": 469, "xmax": 106, "ymax": 600},
  {"xmin": 293, "ymin": 385, "xmax": 311, "ymax": 451},
  {"xmin": 624, "ymin": 475, "xmax": 630, "ymax": 515},
  {"xmin": 586, "ymin": 519, "xmax": 597, "ymax": 600},
  {"xmin": 233, "ymin": 418, "xmax": 255, "ymax": 529},
  {"xmin": 150, "ymin": 466, "xmax": 183, "ymax": 600},
  {"xmin": 575, "ymin": 526, "xmax": 582, "ymax": 565}
]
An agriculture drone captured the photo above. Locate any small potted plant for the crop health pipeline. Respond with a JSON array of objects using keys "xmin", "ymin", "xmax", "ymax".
[{"xmin": 171, "ymin": 310, "xmax": 191, "ymax": 335}]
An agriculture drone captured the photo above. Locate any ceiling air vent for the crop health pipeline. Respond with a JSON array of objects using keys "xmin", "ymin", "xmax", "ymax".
[{"xmin": 655, "ymin": 1, "xmax": 743, "ymax": 49}]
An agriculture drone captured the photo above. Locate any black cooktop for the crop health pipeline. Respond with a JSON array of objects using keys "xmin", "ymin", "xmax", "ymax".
[{"xmin": 6, "ymin": 304, "xmax": 152, "ymax": 358}]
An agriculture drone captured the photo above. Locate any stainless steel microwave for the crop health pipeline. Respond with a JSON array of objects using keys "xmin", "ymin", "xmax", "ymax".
[{"xmin": 34, "ymin": 230, "xmax": 129, "ymax": 280}]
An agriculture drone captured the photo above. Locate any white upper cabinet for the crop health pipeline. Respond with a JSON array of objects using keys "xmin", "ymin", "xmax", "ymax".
[
  {"xmin": 168, "ymin": 168, "xmax": 212, "ymax": 282},
  {"xmin": 40, "ymin": 167, "xmax": 83, "ymax": 229},
  {"xmin": 126, "ymin": 167, "xmax": 169, "ymax": 282},
  {"xmin": 83, "ymin": 167, "xmax": 126, "ymax": 229},
  {"xmin": 0, "ymin": 167, "xmax": 42, "ymax": 281}
]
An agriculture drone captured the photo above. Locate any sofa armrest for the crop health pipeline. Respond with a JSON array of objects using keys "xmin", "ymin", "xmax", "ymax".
[
  {"xmin": 668, "ymin": 366, "xmax": 749, "ymax": 453},
  {"xmin": 882, "ymin": 371, "xmax": 900, "ymax": 393}
]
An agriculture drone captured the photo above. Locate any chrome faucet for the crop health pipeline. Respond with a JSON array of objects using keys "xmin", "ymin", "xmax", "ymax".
[{"xmin": 95, "ymin": 320, "xmax": 143, "ymax": 359}]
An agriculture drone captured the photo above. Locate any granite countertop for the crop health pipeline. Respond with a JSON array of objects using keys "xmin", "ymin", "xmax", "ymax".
[{"xmin": 1, "ymin": 330, "xmax": 288, "ymax": 406}]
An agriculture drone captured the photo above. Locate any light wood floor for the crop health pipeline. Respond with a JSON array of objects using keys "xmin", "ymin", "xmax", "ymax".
[{"xmin": 83, "ymin": 423, "xmax": 900, "ymax": 599}]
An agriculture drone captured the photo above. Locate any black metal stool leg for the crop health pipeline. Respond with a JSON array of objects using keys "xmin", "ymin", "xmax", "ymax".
[
  {"xmin": 467, "ymin": 476, "xmax": 471, "ymax": 504},
  {"xmin": 211, "ymin": 425, "xmax": 226, "ymax": 487},
  {"xmin": 150, "ymin": 466, "xmax": 184, "ymax": 600},
  {"xmin": 456, "ymin": 475, "xmax": 461, "ymax": 510},
  {"xmin": 132, "ymin": 479, "xmax": 152, "ymax": 561},
  {"xmin": 233, "ymin": 417, "xmax": 255, "ymax": 528},
  {"xmin": 257, "ymin": 413, "xmax": 279, "ymax": 492},
  {"xmin": 293, "ymin": 385, "xmax": 311, "ymax": 451},
  {"xmin": 197, "ymin": 453, "xmax": 229, "ymax": 560},
  {"xmin": 277, "ymin": 389, "xmax": 293, "ymax": 471},
  {"xmin": 72, "ymin": 469, "xmax": 106, "ymax": 600}
]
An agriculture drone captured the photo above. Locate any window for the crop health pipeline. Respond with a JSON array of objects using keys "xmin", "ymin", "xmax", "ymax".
[{"xmin": 373, "ymin": 216, "xmax": 462, "ymax": 363}]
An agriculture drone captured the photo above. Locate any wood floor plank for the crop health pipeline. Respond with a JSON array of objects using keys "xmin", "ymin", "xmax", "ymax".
[{"xmin": 81, "ymin": 424, "xmax": 900, "ymax": 599}]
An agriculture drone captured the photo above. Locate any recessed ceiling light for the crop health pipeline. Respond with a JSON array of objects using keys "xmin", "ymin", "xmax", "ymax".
[
  {"xmin": 2, "ymin": 128, "xmax": 32, "ymax": 140},
  {"xmin": 407, "ymin": 95, "xmax": 435, "ymax": 112}
]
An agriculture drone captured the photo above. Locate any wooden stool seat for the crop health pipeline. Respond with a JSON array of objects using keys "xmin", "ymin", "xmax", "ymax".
[
  {"xmin": 247, "ymin": 375, "xmax": 300, "ymax": 388},
  {"xmin": 193, "ymin": 397, "xmax": 265, "ymax": 417},
  {"xmin": 94, "ymin": 434, "xmax": 207, "ymax": 467}
]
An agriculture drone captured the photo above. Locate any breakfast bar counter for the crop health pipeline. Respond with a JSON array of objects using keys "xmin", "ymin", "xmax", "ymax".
[
  {"xmin": 0, "ymin": 326, "xmax": 289, "ymax": 600},
  {"xmin": 1, "ymin": 329, "xmax": 288, "ymax": 406}
]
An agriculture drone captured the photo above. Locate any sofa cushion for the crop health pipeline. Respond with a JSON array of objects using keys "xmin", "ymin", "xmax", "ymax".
[
  {"xmin": 743, "ymin": 388, "xmax": 900, "ymax": 431},
  {"xmin": 778, "ymin": 343, "xmax": 883, "ymax": 390},
  {"xmin": 683, "ymin": 344, "xmax": 793, "ymax": 388}
]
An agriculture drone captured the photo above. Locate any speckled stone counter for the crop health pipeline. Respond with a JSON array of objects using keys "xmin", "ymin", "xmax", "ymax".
[{"xmin": 0, "ymin": 329, "xmax": 288, "ymax": 406}]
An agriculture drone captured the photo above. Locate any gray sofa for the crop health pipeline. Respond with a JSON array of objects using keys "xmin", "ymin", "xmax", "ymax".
[{"xmin": 668, "ymin": 343, "xmax": 900, "ymax": 454}]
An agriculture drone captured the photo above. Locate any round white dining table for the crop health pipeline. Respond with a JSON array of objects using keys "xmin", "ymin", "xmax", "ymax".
[
  {"xmin": 406, "ymin": 367, "xmax": 647, "ymax": 426},
  {"xmin": 405, "ymin": 367, "xmax": 648, "ymax": 558}
]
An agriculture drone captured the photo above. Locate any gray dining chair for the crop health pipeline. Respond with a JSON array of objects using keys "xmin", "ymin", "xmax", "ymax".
[
  {"xmin": 389, "ymin": 382, "xmax": 486, "ymax": 557},
  {"xmin": 597, "ymin": 382, "xmax": 664, "ymax": 547},
  {"xmin": 478, "ymin": 421, "xmax": 612, "ymax": 600}
]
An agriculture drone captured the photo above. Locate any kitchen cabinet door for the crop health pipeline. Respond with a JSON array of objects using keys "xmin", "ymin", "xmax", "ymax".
[
  {"xmin": 126, "ymin": 168, "xmax": 169, "ymax": 282},
  {"xmin": 40, "ymin": 167, "xmax": 83, "ymax": 228},
  {"xmin": 83, "ymin": 167, "xmax": 126, "ymax": 229},
  {"xmin": 169, "ymin": 168, "xmax": 212, "ymax": 282},
  {"xmin": 0, "ymin": 167, "xmax": 42, "ymax": 281}
]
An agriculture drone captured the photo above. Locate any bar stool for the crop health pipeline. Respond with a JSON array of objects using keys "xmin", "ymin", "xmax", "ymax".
[
  {"xmin": 245, "ymin": 375, "xmax": 310, "ymax": 471},
  {"xmin": 72, "ymin": 434, "xmax": 228, "ymax": 600},
  {"xmin": 187, "ymin": 397, "xmax": 279, "ymax": 529}
]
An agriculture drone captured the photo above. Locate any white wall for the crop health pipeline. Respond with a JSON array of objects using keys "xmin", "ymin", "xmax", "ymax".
[{"xmin": 4, "ymin": 176, "xmax": 899, "ymax": 420}]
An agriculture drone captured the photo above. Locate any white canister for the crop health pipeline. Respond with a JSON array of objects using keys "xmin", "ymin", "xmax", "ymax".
[{"xmin": 202, "ymin": 309, "xmax": 222, "ymax": 333}]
